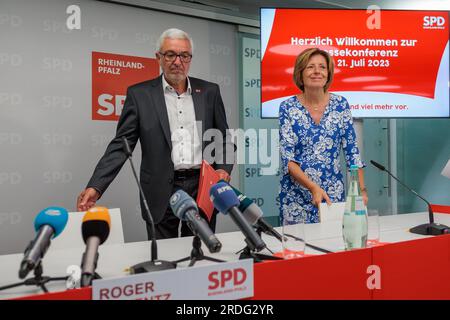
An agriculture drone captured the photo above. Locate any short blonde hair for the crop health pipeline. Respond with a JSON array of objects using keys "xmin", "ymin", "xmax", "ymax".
[{"xmin": 293, "ymin": 48, "xmax": 334, "ymax": 92}]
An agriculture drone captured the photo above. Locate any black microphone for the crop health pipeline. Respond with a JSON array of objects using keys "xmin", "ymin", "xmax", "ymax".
[
  {"xmin": 170, "ymin": 190, "xmax": 222, "ymax": 253},
  {"xmin": 80, "ymin": 207, "xmax": 110, "ymax": 287},
  {"xmin": 370, "ymin": 160, "xmax": 450, "ymax": 235},
  {"xmin": 223, "ymin": 181, "xmax": 283, "ymax": 241},
  {"xmin": 19, "ymin": 207, "xmax": 69, "ymax": 279},
  {"xmin": 236, "ymin": 192, "xmax": 283, "ymax": 241},
  {"xmin": 225, "ymin": 182, "xmax": 333, "ymax": 254},
  {"xmin": 210, "ymin": 182, "xmax": 266, "ymax": 252},
  {"xmin": 370, "ymin": 160, "xmax": 432, "ymax": 208},
  {"xmin": 122, "ymin": 137, "xmax": 176, "ymax": 273},
  {"xmin": 370, "ymin": 160, "xmax": 386, "ymax": 171}
]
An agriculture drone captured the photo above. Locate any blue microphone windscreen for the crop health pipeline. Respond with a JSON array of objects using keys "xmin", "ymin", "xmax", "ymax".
[
  {"xmin": 34, "ymin": 207, "xmax": 69, "ymax": 238},
  {"xmin": 209, "ymin": 182, "xmax": 240, "ymax": 214},
  {"xmin": 169, "ymin": 189, "xmax": 197, "ymax": 221}
]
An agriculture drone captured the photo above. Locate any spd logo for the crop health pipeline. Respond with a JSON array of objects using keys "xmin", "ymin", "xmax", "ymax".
[
  {"xmin": 92, "ymin": 52, "xmax": 159, "ymax": 121},
  {"xmin": 208, "ymin": 268, "xmax": 247, "ymax": 290},
  {"xmin": 423, "ymin": 16, "xmax": 446, "ymax": 29}
]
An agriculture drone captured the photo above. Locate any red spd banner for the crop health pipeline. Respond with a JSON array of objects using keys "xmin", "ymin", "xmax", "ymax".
[{"xmin": 92, "ymin": 52, "xmax": 159, "ymax": 121}]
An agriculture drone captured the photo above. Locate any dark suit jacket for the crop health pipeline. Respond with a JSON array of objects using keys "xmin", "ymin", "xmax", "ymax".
[{"xmin": 87, "ymin": 75, "xmax": 234, "ymax": 224}]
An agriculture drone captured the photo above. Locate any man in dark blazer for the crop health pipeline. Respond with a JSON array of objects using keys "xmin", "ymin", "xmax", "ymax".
[{"xmin": 77, "ymin": 28, "xmax": 234, "ymax": 239}]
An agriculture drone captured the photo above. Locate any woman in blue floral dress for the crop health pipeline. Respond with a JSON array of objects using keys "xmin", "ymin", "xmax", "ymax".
[{"xmin": 279, "ymin": 48, "xmax": 368, "ymax": 224}]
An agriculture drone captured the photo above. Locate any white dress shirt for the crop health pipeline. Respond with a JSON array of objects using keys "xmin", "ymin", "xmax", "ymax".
[{"xmin": 162, "ymin": 76, "xmax": 202, "ymax": 170}]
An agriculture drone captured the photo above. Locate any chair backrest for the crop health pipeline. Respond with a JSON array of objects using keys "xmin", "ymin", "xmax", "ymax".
[{"xmin": 51, "ymin": 208, "xmax": 124, "ymax": 250}]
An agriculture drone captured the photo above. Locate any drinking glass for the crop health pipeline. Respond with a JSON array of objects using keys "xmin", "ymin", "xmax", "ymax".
[
  {"xmin": 281, "ymin": 215, "xmax": 306, "ymax": 259},
  {"xmin": 367, "ymin": 208, "xmax": 380, "ymax": 247}
]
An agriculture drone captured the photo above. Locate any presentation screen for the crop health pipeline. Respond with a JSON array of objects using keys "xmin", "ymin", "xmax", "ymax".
[{"xmin": 261, "ymin": 8, "xmax": 450, "ymax": 118}]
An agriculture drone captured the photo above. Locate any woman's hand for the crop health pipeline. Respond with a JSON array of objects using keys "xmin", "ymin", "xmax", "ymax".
[{"xmin": 310, "ymin": 184, "xmax": 331, "ymax": 207}]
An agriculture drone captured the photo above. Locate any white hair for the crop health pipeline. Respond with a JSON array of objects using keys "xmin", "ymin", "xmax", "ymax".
[{"xmin": 156, "ymin": 28, "xmax": 194, "ymax": 53}]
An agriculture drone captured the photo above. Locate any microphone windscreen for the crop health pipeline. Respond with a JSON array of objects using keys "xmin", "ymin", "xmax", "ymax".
[
  {"xmin": 169, "ymin": 189, "xmax": 197, "ymax": 221},
  {"xmin": 238, "ymin": 195, "xmax": 253, "ymax": 213},
  {"xmin": 370, "ymin": 160, "xmax": 386, "ymax": 171},
  {"xmin": 34, "ymin": 207, "xmax": 69, "ymax": 238},
  {"xmin": 242, "ymin": 203, "xmax": 263, "ymax": 225},
  {"xmin": 82, "ymin": 207, "xmax": 111, "ymax": 244},
  {"xmin": 223, "ymin": 182, "xmax": 254, "ymax": 212},
  {"xmin": 209, "ymin": 182, "xmax": 240, "ymax": 214}
]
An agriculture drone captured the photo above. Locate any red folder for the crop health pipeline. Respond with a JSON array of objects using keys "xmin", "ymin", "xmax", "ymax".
[
  {"xmin": 430, "ymin": 204, "xmax": 450, "ymax": 214},
  {"xmin": 196, "ymin": 160, "xmax": 220, "ymax": 222}
]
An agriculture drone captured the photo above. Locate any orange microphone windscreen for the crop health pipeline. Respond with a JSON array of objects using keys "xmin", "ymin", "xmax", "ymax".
[{"xmin": 81, "ymin": 206, "xmax": 111, "ymax": 244}]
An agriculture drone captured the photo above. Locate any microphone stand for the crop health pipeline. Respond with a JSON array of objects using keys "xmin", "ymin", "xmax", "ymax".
[
  {"xmin": 258, "ymin": 220, "xmax": 333, "ymax": 254},
  {"xmin": 122, "ymin": 137, "xmax": 176, "ymax": 274},
  {"xmin": 236, "ymin": 228, "xmax": 333, "ymax": 261},
  {"xmin": 0, "ymin": 261, "xmax": 68, "ymax": 293},
  {"xmin": 237, "ymin": 228, "xmax": 283, "ymax": 262},
  {"xmin": 397, "ymin": 183, "xmax": 448, "ymax": 235},
  {"xmin": 80, "ymin": 272, "xmax": 102, "ymax": 288},
  {"xmin": 172, "ymin": 235, "xmax": 225, "ymax": 267},
  {"xmin": 370, "ymin": 160, "xmax": 449, "ymax": 236},
  {"xmin": 284, "ymin": 233, "xmax": 333, "ymax": 254}
]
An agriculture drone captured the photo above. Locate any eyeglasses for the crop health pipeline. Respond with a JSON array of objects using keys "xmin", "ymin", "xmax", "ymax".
[{"xmin": 158, "ymin": 51, "xmax": 192, "ymax": 63}]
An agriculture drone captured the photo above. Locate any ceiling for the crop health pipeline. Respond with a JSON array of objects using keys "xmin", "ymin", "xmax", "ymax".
[
  {"xmin": 178, "ymin": 0, "xmax": 368, "ymax": 19},
  {"xmin": 103, "ymin": 0, "xmax": 450, "ymax": 26},
  {"xmin": 179, "ymin": 0, "xmax": 450, "ymax": 19}
]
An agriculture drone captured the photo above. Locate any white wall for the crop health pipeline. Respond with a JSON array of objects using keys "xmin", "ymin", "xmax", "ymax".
[{"xmin": 0, "ymin": 0, "xmax": 239, "ymax": 254}]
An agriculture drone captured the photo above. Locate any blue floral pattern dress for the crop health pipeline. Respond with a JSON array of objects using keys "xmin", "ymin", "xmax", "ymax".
[{"xmin": 279, "ymin": 93, "xmax": 364, "ymax": 224}]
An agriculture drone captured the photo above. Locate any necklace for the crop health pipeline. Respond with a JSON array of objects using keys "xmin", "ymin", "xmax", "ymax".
[
  {"xmin": 307, "ymin": 102, "xmax": 322, "ymax": 112},
  {"xmin": 299, "ymin": 94, "xmax": 328, "ymax": 112}
]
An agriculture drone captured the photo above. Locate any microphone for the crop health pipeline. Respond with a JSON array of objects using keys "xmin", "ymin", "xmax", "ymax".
[
  {"xmin": 170, "ymin": 190, "xmax": 222, "ymax": 253},
  {"xmin": 370, "ymin": 160, "xmax": 450, "ymax": 235},
  {"xmin": 224, "ymin": 182, "xmax": 283, "ymax": 242},
  {"xmin": 122, "ymin": 137, "xmax": 176, "ymax": 273},
  {"xmin": 225, "ymin": 182, "xmax": 333, "ymax": 254},
  {"xmin": 210, "ymin": 182, "xmax": 266, "ymax": 252},
  {"xmin": 19, "ymin": 207, "xmax": 69, "ymax": 279},
  {"xmin": 370, "ymin": 160, "xmax": 386, "ymax": 171},
  {"xmin": 80, "ymin": 206, "xmax": 110, "ymax": 287}
]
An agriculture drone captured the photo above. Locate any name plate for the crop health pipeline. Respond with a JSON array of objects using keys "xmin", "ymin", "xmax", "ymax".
[{"xmin": 92, "ymin": 259, "xmax": 253, "ymax": 300}]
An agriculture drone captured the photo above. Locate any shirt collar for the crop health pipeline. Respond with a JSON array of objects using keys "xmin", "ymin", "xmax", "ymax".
[{"xmin": 162, "ymin": 75, "xmax": 192, "ymax": 95}]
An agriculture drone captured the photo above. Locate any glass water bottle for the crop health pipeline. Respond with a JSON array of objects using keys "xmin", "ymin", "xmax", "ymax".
[{"xmin": 342, "ymin": 165, "xmax": 368, "ymax": 250}]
